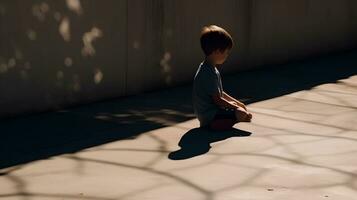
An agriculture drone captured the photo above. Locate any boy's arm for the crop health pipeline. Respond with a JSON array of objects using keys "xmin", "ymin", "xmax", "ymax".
[
  {"xmin": 222, "ymin": 91, "xmax": 247, "ymax": 111},
  {"xmin": 212, "ymin": 93, "xmax": 240, "ymax": 110}
]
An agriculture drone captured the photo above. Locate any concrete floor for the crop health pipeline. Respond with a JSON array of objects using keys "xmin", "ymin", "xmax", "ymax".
[{"xmin": 1, "ymin": 52, "xmax": 357, "ymax": 200}]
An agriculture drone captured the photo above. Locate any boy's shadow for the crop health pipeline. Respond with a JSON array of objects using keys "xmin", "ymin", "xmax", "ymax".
[{"xmin": 168, "ymin": 127, "xmax": 252, "ymax": 160}]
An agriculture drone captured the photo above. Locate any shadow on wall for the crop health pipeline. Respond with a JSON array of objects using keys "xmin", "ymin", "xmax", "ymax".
[
  {"xmin": 0, "ymin": 0, "xmax": 128, "ymax": 117},
  {"xmin": 0, "ymin": 49, "xmax": 357, "ymax": 169},
  {"xmin": 223, "ymin": 50, "xmax": 357, "ymax": 104}
]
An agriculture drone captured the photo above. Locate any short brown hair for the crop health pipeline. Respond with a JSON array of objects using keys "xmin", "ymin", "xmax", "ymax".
[{"xmin": 200, "ymin": 25, "xmax": 233, "ymax": 56}]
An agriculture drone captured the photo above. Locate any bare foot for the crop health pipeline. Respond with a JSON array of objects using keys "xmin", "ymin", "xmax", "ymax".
[
  {"xmin": 242, "ymin": 112, "xmax": 252, "ymax": 122},
  {"xmin": 235, "ymin": 109, "xmax": 252, "ymax": 122},
  {"xmin": 246, "ymin": 112, "xmax": 252, "ymax": 122}
]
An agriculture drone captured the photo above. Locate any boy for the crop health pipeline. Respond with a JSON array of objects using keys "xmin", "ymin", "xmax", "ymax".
[{"xmin": 193, "ymin": 25, "xmax": 252, "ymax": 130}]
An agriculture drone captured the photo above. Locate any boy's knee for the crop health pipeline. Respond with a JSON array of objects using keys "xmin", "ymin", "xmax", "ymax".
[{"xmin": 235, "ymin": 109, "xmax": 250, "ymax": 122}]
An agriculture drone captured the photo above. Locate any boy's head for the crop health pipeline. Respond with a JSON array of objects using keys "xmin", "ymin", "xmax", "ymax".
[{"xmin": 200, "ymin": 25, "xmax": 233, "ymax": 65}]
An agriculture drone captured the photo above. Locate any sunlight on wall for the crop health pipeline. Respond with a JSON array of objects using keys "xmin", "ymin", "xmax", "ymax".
[
  {"xmin": 66, "ymin": 0, "xmax": 83, "ymax": 15},
  {"xmin": 53, "ymin": 12, "xmax": 61, "ymax": 21},
  {"xmin": 94, "ymin": 68, "xmax": 103, "ymax": 84},
  {"xmin": 64, "ymin": 57, "xmax": 73, "ymax": 67},
  {"xmin": 57, "ymin": 71, "xmax": 64, "ymax": 80},
  {"xmin": 160, "ymin": 52, "xmax": 171, "ymax": 73},
  {"xmin": 59, "ymin": 17, "xmax": 71, "ymax": 42},
  {"xmin": 26, "ymin": 29, "xmax": 37, "ymax": 41},
  {"xmin": 160, "ymin": 52, "xmax": 172, "ymax": 84},
  {"xmin": 0, "ymin": 58, "xmax": 17, "ymax": 74},
  {"xmin": 0, "ymin": 63, "xmax": 7, "ymax": 74},
  {"xmin": 133, "ymin": 40, "xmax": 140, "ymax": 49},
  {"xmin": 0, "ymin": 4, "xmax": 5, "ymax": 16},
  {"xmin": 8, "ymin": 58, "xmax": 16, "ymax": 69},
  {"xmin": 32, "ymin": 2, "xmax": 50, "ymax": 22},
  {"xmin": 55, "ymin": 70, "xmax": 64, "ymax": 88},
  {"xmin": 82, "ymin": 27, "xmax": 103, "ymax": 57},
  {"xmin": 15, "ymin": 50, "xmax": 23, "ymax": 60}
]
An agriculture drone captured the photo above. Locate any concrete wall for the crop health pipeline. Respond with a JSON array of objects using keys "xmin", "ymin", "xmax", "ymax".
[
  {"xmin": 248, "ymin": 0, "xmax": 357, "ymax": 67},
  {"xmin": 126, "ymin": 0, "xmax": 250, "ymax": 94},
  {"xmin": 0, "ymin": 0, "xmax": 128, "ymax": 117},
  {"xmin": 0, "ymin": 0, "xmax": 357, "ymax": 118}
]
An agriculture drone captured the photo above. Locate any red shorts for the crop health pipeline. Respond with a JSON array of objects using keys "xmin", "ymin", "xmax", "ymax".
[{"xmin": 213, "ymin": 108, "xmax": 237, "ymax": 121}]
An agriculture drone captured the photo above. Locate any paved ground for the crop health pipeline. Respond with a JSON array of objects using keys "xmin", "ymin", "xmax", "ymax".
[{"xmin": 1, "ymin": 51, "xmax": 357, "ymax": 199}]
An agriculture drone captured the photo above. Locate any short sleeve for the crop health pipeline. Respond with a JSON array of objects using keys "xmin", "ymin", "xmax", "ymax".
[{"xmin": 201, "ymin": 72, "xmax": 220, "ymax": 96}]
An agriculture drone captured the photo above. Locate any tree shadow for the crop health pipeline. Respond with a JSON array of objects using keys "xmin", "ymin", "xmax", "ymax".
[
  {"xmin": 1, "ymin": 49, "xmax": 356, "ymax": 170},
  {"xmin": 169, "ymin": 128, "xmax": 252, "ymax": 160},
  {"xmin": 0, "ymin": 92, "xmax": 194, "ymax": 169}
]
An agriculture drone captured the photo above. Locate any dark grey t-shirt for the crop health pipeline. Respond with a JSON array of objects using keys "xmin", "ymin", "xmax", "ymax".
[{"xmin": 192, "ymin": 60, "xmax": 223, "ymax": 127}]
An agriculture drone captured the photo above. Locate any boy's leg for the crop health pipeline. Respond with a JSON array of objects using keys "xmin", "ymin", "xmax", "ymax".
[{"xmin": 209, "ymin": 108, "xmax": 237, "ymax": 131}]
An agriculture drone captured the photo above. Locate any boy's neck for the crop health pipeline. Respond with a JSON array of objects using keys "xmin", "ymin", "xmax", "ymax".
[{"xmin": 205, "ymin": 56, "xmax": 217, "ymax": 68}]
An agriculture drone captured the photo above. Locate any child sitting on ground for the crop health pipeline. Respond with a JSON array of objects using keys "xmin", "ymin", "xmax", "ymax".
[{"xmin": 192, "ymin": 25, "xmax": 253, "ymax": 130}]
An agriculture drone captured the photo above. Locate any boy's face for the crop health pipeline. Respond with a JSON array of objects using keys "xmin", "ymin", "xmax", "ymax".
[{"xmin": 212, "ymin": 49, "xmax": 230, "ymax": 65}]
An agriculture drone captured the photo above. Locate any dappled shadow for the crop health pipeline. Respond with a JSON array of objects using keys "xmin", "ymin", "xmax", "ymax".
[
  {"xmin": 169, "ymin": 128, "xmax": 252, "ymax": 160},
  {"xmin": 1, "ymin": 49, "xmax": 357, "ymax": 170},
  {"xmin": 1, "ymin": 1, "xmax": 357, "ymax": 199},
  {"xmin": 1, "ymin": 74, "xmax": 357, "ymax": 199},
  {"xmin": 0, "ymin": 87, "xmax": 194, "ymax": 169}
]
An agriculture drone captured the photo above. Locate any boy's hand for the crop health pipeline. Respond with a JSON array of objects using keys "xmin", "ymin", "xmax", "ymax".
[
  {"xmin": 229, "ymin": 101, "xmax": 239, "ymax": 108},
  {"xmin": 231, "ymin": 101, "xmax": 247, "ymax": 111}
]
